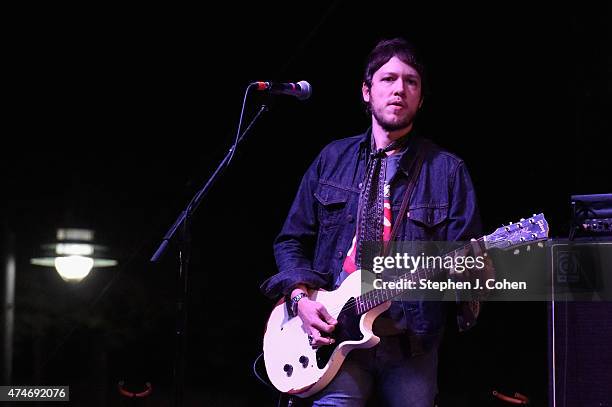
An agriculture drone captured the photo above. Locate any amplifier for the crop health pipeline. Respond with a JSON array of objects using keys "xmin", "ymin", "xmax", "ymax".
[
  {"xmin": 548, "ymin": 240, "xmax": 612, "ymax": 406},
  {"xmin": 580, "ymin": 217, "xmax": 612, "ymax": 234}
]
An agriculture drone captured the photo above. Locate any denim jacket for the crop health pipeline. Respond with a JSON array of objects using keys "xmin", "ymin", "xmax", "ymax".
[{"xmin": 260, "ymin": 129, "xmax": 483, "ymax": 337}]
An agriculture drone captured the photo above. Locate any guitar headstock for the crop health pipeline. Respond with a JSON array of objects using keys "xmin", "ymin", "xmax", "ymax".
[{"xmin": 485, "ymin": 213, "xmax": 549, "ymax": 251}]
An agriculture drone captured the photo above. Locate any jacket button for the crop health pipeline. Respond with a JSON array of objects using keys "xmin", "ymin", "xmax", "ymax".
[
  {"xmin": 337, "ymin": 251, "xmax": 344, "ymax": 259},
  {"xmin": 347, "ymin": 215, "xmax": 354, "ymax": 223}
]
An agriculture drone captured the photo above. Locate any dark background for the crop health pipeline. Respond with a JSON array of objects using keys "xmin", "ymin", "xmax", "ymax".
[{"xmin": 2, "ymin": 2, "xmax": 609, "ymax": 406}]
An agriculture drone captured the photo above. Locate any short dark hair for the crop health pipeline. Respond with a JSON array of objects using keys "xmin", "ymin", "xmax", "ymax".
[{"xmin": 363, "ymin": 37, "xmax": 427, "ymax": 97}]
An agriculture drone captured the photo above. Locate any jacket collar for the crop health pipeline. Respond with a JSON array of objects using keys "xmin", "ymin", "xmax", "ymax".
[{"xmin": 358, "ymin": 126, "xmax": 423, "ymax": 176}]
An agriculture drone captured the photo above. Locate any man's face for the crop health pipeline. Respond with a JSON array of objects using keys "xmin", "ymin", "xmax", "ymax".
[{"xmin": 362, "ymin": 56, "xmax": 423, "ymax": 132}]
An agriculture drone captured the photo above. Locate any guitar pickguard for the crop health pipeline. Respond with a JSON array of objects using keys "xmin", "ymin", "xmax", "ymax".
[{"xmin": 316, "ymin": 297, "xmax": 363, "ymax": 368}]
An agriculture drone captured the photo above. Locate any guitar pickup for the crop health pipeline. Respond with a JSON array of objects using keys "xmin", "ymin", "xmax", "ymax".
[{"xmin": 299, "ymin": 356, "xmax": 309, "ymax": 368}]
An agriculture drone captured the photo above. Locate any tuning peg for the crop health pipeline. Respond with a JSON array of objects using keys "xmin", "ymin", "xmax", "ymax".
[
  {"xmin": 520, "ymin": 218, "xmax": 525, "ymax": 221},
  {"xmin": 537, "ymin": 242, "xmax": 544, "ymax": 248},
  {"xmin": 518, "ymin": 223, "xmax": 523, "ymax": 228},
  {"xmin": 531, "ymin": 233, "xmax": 537, "ymax": 238},
  {"xmin": 520, "ymin": 237, "xmax": 526, "ymax": 242},
  {"xmin": 509, "ymin": 222, "xmax": 513, "ymax": 225},
  {"xmin": 505, "ymin": 227, "xmax": 511, "ymax": 232},
  {"xmin": 532, "ymin": 214, "xmax": 537, "ymax": 217},
  {"xmin": 526, "ymin": 245, "xmax": 531, "ymax": 251},
  {"xmin": 513, "ymin": 249, "xmax": 520, "ymax": 255},
  {"xmin": 529, "ymin": 219, "xmax": 535, "ymax": 224}
]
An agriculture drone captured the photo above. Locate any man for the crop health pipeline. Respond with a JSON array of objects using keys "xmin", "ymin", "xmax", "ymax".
[{"xmin": 261, "ymin": 38, "xmax": 484, "ymax": 406}]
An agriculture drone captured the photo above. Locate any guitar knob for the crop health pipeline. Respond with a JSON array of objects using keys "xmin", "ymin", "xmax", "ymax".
[
  {"xmin": 299, "ymin": 356, "xmax": 309, "ymax": 368},
  {"xmin": 283, "ymin": 364, "xmax": 293, "ymax": 376}
]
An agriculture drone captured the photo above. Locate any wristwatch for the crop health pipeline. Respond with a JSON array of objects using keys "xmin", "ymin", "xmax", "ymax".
[{"xmin": 290, "ymin": 292, "xmax": 307, "ymax": 316}]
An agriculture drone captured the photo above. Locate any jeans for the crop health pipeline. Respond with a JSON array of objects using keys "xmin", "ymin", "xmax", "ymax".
[{"xmin": 306, "ymin": 335, "xmax": 440, "ymax": 407}]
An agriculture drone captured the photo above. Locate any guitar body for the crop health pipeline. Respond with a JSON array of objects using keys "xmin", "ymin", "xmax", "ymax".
[{"xmin": 263, "ymin": 270, "xmax": 391, "ymax": 397}]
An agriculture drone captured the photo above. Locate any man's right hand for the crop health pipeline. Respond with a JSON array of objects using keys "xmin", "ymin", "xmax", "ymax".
[
  {"xmin": 291, "ymin": 286, "xmax": 337, "ymax": 347},
  {"xmin": 297, "ymin": 297, "xmax": 337, "ymax": 347}
]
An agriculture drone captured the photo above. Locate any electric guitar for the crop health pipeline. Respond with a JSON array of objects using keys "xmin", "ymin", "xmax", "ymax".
[{"xmin": 263, "ymin": 214, "xmax": 549, "ymax": 397}]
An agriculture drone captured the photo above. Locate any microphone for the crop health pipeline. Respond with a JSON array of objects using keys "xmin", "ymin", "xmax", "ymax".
[{"xmin": 251, "ymin": 80, "xmax": 312, "ymax": 100}]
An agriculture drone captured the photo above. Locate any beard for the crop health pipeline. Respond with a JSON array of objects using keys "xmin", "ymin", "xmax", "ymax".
[{"xmin": 370, "ymin": 102, "xmax": 415, "ymax": 132}]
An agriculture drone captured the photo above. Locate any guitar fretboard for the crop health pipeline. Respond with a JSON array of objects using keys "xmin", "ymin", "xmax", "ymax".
[{"xmin": 354, "ymin": 237, "xmax": 485, "ymax": 315}]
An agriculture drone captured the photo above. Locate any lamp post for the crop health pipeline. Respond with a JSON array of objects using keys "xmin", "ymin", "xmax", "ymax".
[
  {"xmin": 26, "ymin": 227, "xmax": 117, "ymax": 405},
  {"xmin": 2, "ymin": 228, "xmax": 16, "ymax": 385},
  {"xmin": 30, "ymin": 228, "xmax": 117, "ymax": 283}
]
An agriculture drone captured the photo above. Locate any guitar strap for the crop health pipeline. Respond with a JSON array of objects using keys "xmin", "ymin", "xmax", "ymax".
[
  {"xmin": 386, "ymin": 138, "xmax": 430, "ymax": 253},
  {"xmin": 374, "ymin": 137, "xmax": 430, "ymax": 339}
]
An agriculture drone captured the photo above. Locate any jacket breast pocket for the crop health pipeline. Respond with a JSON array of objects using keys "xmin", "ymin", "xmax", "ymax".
[
  {"xmin": 314, "ymin": 183, "xmax": 349, "ymax": 229},
  {"xmin": 407, "ymin": 205, "xmax": 449, "ymax": 240}
]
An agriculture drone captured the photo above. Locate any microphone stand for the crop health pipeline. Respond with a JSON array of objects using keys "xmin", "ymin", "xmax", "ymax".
[{"xmin": 150, "ymin": 103, "xmax": 268, "ymax": 407}]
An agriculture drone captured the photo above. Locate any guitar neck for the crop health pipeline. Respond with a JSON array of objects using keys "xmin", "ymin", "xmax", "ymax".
[
  {"xmin": 351, "ymin": 213, "xmax": 549, "ymax": 315},
  {"xmin": 354, "ymin": 237, "xmax": 485, "ymax": 315}
]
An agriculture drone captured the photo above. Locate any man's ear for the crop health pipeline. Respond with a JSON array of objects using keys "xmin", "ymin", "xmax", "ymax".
[{"xmin": 362, "ymin": 82, "xmax": 370, "ymax": 103}]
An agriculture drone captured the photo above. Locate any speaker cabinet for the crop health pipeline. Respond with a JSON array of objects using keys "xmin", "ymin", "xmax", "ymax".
[{"xmin": 548, "ymin": 240, "xmax": 612, "ymax": 406}]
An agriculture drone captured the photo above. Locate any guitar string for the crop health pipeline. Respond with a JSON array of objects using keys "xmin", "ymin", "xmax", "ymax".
[
  {"xmin": 311, "ymin": 235, "xmax": 538, "ymax": 316},
  {"xmin": 321, "ymin": 237, "xmax": 538, "ymax": 316},
  {"xmin": 321, "ymin": 258, "xmax": 464, "ymax": 316},
  {"xmin": 318, "ymin": 266, "xmax": 437, "ymax": 316},
  {"xmin": 320, "ymin": 241, "xmax": 473, "ymax": 315},
  {"xmin": 292, "ymin": 224, "xmax": 545, "ymax": 338}
]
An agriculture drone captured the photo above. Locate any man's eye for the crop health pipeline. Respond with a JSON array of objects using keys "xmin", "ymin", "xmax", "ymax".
[{"xmin": 382, "ymin": 77, "xmax": 393, "ymax": 82}]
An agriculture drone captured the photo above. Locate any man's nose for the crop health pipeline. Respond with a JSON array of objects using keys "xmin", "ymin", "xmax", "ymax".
[{"xmin": 392, "ymin": 79, "xmax": 406, "ymax": 95}]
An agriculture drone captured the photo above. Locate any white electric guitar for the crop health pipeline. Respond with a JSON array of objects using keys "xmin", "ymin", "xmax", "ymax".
[{"xmin": 263, "ymin": 214, "xmax": 549, "ymax": 397}]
